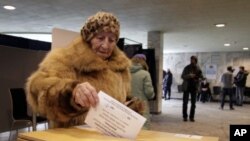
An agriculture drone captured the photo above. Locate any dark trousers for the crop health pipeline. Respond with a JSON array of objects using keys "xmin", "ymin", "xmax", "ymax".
[
  {"xmin": 164, "ymin": 86, "xmax": 171, "ymax": 99},
  {"xmin": 182, "ymin": 90, "xmax": 196, "ymax": 119},
  {"xmin": 200, "ymin": 91, "xmax": 208, "ymax": 102},
  {"xmin": 221, "ymin": 88, "xmax": 233, "ymax": 108}
]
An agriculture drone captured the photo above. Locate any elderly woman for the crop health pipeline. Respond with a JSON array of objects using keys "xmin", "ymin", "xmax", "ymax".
[{"xmin": 26, "ymin": 12, "xmax": 143, "ymax": 128}]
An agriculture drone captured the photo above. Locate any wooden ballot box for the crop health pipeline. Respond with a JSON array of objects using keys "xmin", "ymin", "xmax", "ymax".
[{"xmin": 18, "ymin": 126, "xmax": 219, "ymax": 141}]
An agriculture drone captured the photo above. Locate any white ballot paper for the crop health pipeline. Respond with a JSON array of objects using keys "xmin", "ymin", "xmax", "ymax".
[{"xmin": 85, "ymin": 91, "xmax": 146, "ymax": 139}]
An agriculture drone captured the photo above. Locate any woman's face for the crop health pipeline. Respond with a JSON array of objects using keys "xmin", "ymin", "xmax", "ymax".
[{"xmin": 90, "ymin": 32, "xmax": 117, "ymax": 60}]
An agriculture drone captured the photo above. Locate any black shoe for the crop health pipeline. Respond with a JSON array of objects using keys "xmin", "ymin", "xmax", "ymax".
[
  {"xmin": 189, "ymin": 118, "xmax": 195, "ymax": 122},
  {"xmin": 230, "ymin": 107, "xmax": 234, "ymax": 110},
  {"xmin": 183, "ymin": 118, "xmax": 187, "ymax": 122}
]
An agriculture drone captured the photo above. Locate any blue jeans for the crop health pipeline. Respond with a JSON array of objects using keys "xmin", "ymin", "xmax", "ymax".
[{"xmin": 236, "ymin": 87, "xmax": 245, "ymax": 105}]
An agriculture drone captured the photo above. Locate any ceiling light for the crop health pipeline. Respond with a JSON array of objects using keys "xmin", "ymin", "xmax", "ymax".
[
  {"xmin": 224, "ymin": 43, "xmax": 230, "ymax": 47},
  {"xmin": 215, "ymin": 24, "xmax": 225, "ymax": 27},
  {"xmin": 3, "ymin": 5, "xmax": 16, "ymax": 10},
  {"xmin": 243, "ymin": 47, "xmax": 249, "ymax": 50}
]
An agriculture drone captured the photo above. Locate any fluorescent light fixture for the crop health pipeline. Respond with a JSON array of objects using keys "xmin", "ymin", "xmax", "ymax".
[
  {"xmin": 215, "ymin": 23, "xmax": 225, "ymax": 27},
  {"xmin": 243, "ymin": 47, "xmax": 249, "ymax": 50},
  {"xmin": 224, "ymin": 43, "xmax": 231, "ymax": 47},
  {"xmin": 3, "ymin": 5, "xmax": 16, "ymax": 10}
]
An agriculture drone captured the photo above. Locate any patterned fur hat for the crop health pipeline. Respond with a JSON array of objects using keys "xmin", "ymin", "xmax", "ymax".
[{"xmin": 81, "ymin": 11, "xmax": 120, "ymax": 42}]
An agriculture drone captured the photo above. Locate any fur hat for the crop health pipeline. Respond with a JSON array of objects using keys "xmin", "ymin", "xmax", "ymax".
[{"xmin": 81, "ymin": 11, "xmax": 120, "ymax": 42}]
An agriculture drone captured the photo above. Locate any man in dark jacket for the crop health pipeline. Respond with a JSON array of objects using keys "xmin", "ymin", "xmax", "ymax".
[
  {"xmin": 221, "ymin": 66, "xmax": 234, "ymax": 110},
  {"xmin": 163, "ymin": 69, "xmax": 173, "ymax": 100},
  {"xmin": 181, "ymin": 56, "xmax": 203, "ymax": 122},
  {"xmin": 234, "ymin": 66, "xmax": 249, "ymax": 106}
]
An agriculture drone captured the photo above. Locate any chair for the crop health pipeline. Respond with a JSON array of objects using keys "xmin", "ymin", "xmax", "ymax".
[
  {"xmin": 8, "ymin": 88, "xmax": 47, "ymax": 140},
  {"xmin": 213, "ymin": 86, "xmax": 221, "ymax": 95},
  {"xmin": 9, "ymin": 88, "xmax": 32, "ymax": 141}
]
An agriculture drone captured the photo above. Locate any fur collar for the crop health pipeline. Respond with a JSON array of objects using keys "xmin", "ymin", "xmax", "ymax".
[{"xmin": 68, "ymin": 37, "xmax": 131, "ymax": 73}]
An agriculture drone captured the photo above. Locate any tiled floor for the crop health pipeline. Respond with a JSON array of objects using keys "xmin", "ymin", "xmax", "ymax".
[
  {"xmin": 1, "ymin": 98, "xmax": 249, "ymax": 141},
  {"xmin": 151, "ymin": 98, "xmax": 250, "ymax": 141}
]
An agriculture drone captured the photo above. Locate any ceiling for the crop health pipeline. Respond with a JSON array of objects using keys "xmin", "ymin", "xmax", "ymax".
[{"xmin": 1, "ymin": 0, "xmax": 250, "ymax": 53}]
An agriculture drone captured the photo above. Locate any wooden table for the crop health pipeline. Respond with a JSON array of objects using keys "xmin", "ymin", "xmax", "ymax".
[{"xmin": 18, "ymin": 126, "xmax": 219, "ymax": 141}]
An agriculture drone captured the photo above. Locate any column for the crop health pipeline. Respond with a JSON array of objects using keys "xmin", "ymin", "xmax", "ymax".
[{"xmin": 148, "ymin": 31, "xmax": 163, "ymax": 114}]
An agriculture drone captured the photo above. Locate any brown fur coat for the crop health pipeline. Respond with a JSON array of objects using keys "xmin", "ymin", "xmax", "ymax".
[{"xmin": 26, "ymin": 37, "xmax": 132, "ymax": 127}]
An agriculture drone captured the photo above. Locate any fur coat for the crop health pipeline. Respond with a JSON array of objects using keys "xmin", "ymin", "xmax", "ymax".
[{"xmin": 26, "ymin": 37, "xmax": 133, "ymax": 127}]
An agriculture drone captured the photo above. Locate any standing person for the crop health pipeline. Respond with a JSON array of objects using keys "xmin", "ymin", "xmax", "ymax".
[
  {"xmin": 130, "ymin": 54, "xmax": 155, "ymax": 129},
  {"xmin": 162, "ymin": 70, "xmax": 167, "ymax": 99},
  {"xmin": 220, "ymin": 66, "xmax": 234, "ymax": 110},
  {"xmin": 234, "ymin": 66, "xmax": 249, "ymax": 106},
  {"xmin": 163, "ymin": 69, "xmax": 173, "ymax": 100},
  {"xmin": 181, "ymin": 56, "xmax": 203, "ymax": 122},
  {"xmin": 25, "ymin": 11, "xmax": 144, "ymax": 128}
]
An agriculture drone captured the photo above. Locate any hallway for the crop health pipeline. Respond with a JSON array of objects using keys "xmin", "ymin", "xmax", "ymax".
[{"xmin": 151, "ymin": 98, "xmax": 250, "ymax": 141}]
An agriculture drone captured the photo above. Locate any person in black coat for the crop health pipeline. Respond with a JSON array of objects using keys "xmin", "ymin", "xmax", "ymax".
[
  {"xmin": 181, "ymin": 56, "xmax": 203, "ymax": 122},
  {"xmin": 234, "ymin": 66, "xmax": 249, "ymax": 106},
  {"xmin": 163, "ymin": 69, "xmax": 173, "ymax": 100}
]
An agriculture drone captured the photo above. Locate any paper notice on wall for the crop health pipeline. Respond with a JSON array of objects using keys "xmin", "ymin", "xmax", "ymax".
[
  {"xmin": 85, "ymin": 91, "xmax": 146, "ymax": 139},
  {"xmin": 205, "ymin": 64, "xmax": 217, "ymax": 80}
]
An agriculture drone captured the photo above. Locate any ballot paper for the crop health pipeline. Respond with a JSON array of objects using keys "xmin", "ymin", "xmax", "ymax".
[
  {"xmin": 85, "ymin": 91, "xmax": 146, "ymax": 139},
  {"xmin": 175, "ymin": 134, "xmax": 203, "ymax": 139}
]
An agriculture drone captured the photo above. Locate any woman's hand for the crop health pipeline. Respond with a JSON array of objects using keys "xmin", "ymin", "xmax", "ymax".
[{"xmin": 73, "ymin": 82, "xmax": 99, "ymax": 108}]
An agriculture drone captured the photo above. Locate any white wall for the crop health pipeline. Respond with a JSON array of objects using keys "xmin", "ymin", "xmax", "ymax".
[{"xmin": 163, "ymin": 52, "xmax": 250, "ymax": 92}]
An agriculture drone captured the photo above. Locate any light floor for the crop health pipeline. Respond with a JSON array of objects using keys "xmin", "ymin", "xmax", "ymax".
[
  {"xmin": 1, "ymin": 98, "xmax": 249, "ymax": 141},
  {"xmin": 151, "ymin": 98, "xmax": 250, "ymax": 141}
]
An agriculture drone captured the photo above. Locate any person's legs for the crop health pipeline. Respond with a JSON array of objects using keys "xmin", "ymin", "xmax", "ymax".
[
  {"xmin": 167, "ymin": 86, "xmax": 171, "ymax": 99},
  {"xmin": 236, "ymin": 87, "xmax": 240, "ymax": 105},
  {"xmin": 189, "ymin": 91, "xmax": 197, "ymax": 121},
  {"xmin": 197, "ymin": 92, "xmax": 201, "ymax": 101},
  {"xmin": 164, "ymin": 87, "xmax": 167, "ymax": 100},
  {"xmin": 204, "ymin": 91, "xmax": 208, "ymax": 102},
  {"xmin": 238, "ymin": 87, "xmax": 244, "ymax": 106},
  {"xmin": 226, "ymin": 88, "xmax": 234, "ymax": 109},
  {"xmin": 182, "ymin": 91, "xmax": 189, "ymax": 121},
  {"xmin": 220, "ymin": 88, "xmax": 226, "ymax": 109},
  {"xmin": 200, "ymin": 91, "xmax": 206, "ymax": 103}
]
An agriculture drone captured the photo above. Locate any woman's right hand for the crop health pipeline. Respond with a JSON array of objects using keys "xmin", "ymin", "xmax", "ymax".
[{"xmin": 73, "ymin": 82, "xmax": 99, "ymax": 108}]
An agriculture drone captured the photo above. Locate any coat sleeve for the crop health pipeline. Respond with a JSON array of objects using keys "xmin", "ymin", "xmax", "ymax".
[
  {"xmin": 181, "ymin": 66, "xmax": 191, "ymax": 80},
  {"xmin": 26, "ymin": 50, "xmax": 87, "ymax": 122},
  {"xmin": 143, "ymin": 71, "xmax": 155, "ymax": 100}
]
